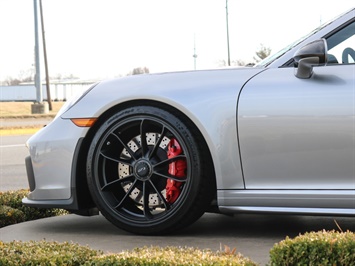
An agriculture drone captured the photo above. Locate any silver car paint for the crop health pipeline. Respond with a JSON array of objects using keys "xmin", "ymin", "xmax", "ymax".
[
  {"xmin": 218, "ymin": 190, "xmax": 355, "ymax": 214},
  {"xmin": 62, "ymin": 68, "xmax": 264, "ymax": 191},
  {"xmin": 238, "ymin": 65, "xmax": 355, "ymax": 189},
  {"xmin": 219, "ymin": 64, "xmax": 355, "ymax": 214},
  {"xmin": 24, "ymin": 8, "xmax": 355, "ymax": 215},
  {"xmin": 25, "ymin": 118, "xmax": 90, "ymax": 200},
  {"xmin": 25, "ymin": 68, "xmax": 264, "ymax": 203}
]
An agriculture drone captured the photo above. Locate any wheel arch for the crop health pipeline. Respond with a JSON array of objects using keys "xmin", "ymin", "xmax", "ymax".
[{"xmin": 74, "ymin": 99, "xmax": 217, "ymax": 211}]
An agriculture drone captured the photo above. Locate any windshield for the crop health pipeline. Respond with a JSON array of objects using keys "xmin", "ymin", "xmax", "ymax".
[
  {"xmin": 255, "ymin": 37, "xmax": 304, "ymax": 67},
  {"xmin": 255, "ymin": 10, "xmax": 345, "ymax": 67}
]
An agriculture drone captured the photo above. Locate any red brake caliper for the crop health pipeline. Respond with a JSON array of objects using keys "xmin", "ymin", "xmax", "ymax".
[{"xmin": 166, "ymin": 138, "xmax": 187, "ymax": 203}]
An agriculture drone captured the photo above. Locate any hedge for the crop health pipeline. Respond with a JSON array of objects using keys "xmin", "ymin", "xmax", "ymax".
[
  {"xmin": 0, "ymin": 241, "xmax": 258, "ymax": 266},
  {"xmin": 0, "ymin": 189, "xmax": 67, "ymax": 227},
  {"xmin": 269, "ymin": 230, "xmax": 355, "ymax": 265}
]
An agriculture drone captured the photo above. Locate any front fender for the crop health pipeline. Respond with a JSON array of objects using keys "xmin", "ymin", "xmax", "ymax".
[{"xmin": 62, "ymin": 68, "xmax": 264, "ymax": 190}]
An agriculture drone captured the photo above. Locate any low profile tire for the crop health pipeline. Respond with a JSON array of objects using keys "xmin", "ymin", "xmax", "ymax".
[{"xmin": 87, "ymin": 106, "xmax": 215, "ymax": 235}]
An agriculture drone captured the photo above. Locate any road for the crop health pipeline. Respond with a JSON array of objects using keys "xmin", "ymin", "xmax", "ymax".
[
  {"xmin": 0, "ymin": 134, "xmax": 30, "ymax": 191},
  {"xmin": 0, "ymin": 118, "xmax": 53, "ymax": 128}
]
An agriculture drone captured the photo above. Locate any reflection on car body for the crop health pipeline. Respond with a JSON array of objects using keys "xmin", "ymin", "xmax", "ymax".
[{"xmin": 24, "ymin": 8, "xmax": 355, "ymax": 235}]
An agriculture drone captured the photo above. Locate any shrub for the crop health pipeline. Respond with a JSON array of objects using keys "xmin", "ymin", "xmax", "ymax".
[
  {"xmin": 0, "ymin": 241, "xmax": 100, "ymax": 266},
  {"xmin": 0, "ymin": 205, "xmax": 25, "ymax": 227},
  {"xmin": 269, "ymin": 230, "xmax": 355, "ymax": 265},
  {"xmin": 0, "ymin": 189, "xmax": 67, "ymax": 227},
  {"xmin": 91, "ymin": 246, "xmax": 258, "ymax": 266},
  {"xmin": 0, "ymin": 242, "xmax": 257, "ymax": 266}
]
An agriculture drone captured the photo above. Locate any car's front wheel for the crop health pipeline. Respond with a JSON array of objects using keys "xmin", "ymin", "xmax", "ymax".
[{"xmin": 87, "ymin": 106, "xmax": 215, "ymax": 235}]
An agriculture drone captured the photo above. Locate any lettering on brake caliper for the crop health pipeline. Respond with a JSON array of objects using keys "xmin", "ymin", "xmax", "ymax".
[{"xmin": 166, "ymin": 138, "xmax": 186, "ymax": 203}]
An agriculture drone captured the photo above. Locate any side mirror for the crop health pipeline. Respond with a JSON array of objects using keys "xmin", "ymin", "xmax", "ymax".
[{"xmin": 293, "ymin": 39, "xmax": 327, "ymax": 79}]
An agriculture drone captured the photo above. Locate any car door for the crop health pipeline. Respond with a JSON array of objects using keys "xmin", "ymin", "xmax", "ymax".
[
  {"xmin": 238, "ymin": 64, "xmax": 354, "ymax": 189},
  {"xmin": 238, "ymin": 20, "xmax": 355, "ymax": 190}
]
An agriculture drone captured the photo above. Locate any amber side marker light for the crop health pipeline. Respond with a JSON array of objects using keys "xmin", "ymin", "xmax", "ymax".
[{"xmin": 70, "ymin": 118, "xmax": 97, "ymax": 127}]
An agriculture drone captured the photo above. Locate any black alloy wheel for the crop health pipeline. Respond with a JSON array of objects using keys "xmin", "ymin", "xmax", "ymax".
[{"xmin": 87, "ymin": 106, "xmax": 214, "ymax": 235}]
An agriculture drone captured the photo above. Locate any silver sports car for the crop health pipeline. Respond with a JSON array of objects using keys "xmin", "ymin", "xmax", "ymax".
[{"xmin": 24, "ymin": 8, "xmax": 355, "ymax": 235}]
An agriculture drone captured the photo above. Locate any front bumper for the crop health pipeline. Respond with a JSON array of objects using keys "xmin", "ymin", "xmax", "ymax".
[
  {"xmin": 23, "ymin": 155, "xmax": 77, "ymax": 209},
  {"xmin": 22, "ymin": 117, "xmax": 89, "ymax": 208}
]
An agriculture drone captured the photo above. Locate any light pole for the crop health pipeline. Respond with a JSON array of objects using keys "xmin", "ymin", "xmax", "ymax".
[
  {"xmin": 226, "ymin": 0, "xmax": 231, "ymax": 66},
  {"xmin": 33, "ymin": 0, "xmax": 42, "ymax": 103},
  {"xmin": 40, "ymin": 0, "xmax": 52, "ymax": 110},
  {"xmin": 32, "ymin": 0, "xmax": 48, "ymax": 114},
  {"xmin": 193, "ymin": 34, "xmax": 197, "ymax": 70}
]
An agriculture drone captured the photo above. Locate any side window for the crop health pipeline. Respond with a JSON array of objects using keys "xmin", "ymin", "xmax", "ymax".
[{"xmin": 326, "ymin": 21, "xmax": 355, "ymax": 64}]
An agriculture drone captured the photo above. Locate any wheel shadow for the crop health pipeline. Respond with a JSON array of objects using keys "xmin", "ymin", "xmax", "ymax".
[{"xmin": 38, "ymin": 212, "xmax": 355, "ymax": 238}]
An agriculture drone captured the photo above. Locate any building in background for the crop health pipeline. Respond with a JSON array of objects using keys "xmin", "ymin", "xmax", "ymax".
[{"xmin": 0, "ymin": 80, "xmax": 97, "ymax": 102}]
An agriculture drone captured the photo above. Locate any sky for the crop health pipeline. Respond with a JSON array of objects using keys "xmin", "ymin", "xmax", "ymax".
[{"xmin": 0, "ymin": 0, "xmax": 354, "ymax": 81}]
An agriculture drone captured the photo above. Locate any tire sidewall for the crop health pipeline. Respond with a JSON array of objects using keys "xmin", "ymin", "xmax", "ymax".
[{"xmin": 87, "ymin": 106, "xmax": 204, "ymax": 234}]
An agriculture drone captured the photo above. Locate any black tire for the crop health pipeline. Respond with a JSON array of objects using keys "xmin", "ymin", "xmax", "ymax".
[{"xmin": 87, "ymin": 106, "xmax": 215, "ymax": 235}]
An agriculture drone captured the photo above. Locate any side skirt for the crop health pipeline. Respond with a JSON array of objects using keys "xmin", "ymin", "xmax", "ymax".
[{"xmin": 217, "ymin": 190, "xmax": 355, "ymax": 216}]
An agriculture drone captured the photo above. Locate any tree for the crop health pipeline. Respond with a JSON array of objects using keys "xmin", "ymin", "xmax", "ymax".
[
  {"xmin": 216, "ymin": 59, "xmax": 251, "ymax": 67},
  {"xmin": 217, "ymin": 44, "xmax": 272, "ymax": 67},
  {"xmin": 1, "ymin": 69, "xmax": 34, "ymax": 86},
  {"xmin": 0, "ymin": 71, "xmax": 80, "ymax": 86},
  {"xmin": 127, "ymin": 67, "xmax": 150, "ymax": 76},
  {"xmin": 2, "ymin": 77, "xmax": 21, "ymax": 86},
  {"xmin": 52, "ymin": 73, "xmax": 79, "ymax": 80},
  {"xmin": 253, "ymin": 44, "xmax": 272, "ymax": 62}
]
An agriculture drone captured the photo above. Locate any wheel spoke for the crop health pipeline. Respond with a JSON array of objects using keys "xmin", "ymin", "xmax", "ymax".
[
  {"xmin": 100, "ymin": 151, "xmax": 132, "ymax": 166},
  {"xmin": 140, "ymin": 119, "xmax": 149, "ymax": 158},
  {"xmin": 114, "ymin": 179, "xmax": 138, "ymax": 209},
  {"xmin": 148, "ymin": 179, "xmax": 170, "ymax": 210},
  {"xmin": 148, "ymin": 126, "xmax": 167, "ymax": 159},
  {"xmin": 152, "ymin": 172, "xmax": 187, "ymax": 183},
  {"xmin": 101, "ymin": 175, "xmax": 134, "ymax": 191},
  {"xmin": 111, "ymin": 132, "xmax": 138, "ymax": 160},
  {"xmin": 154, "ymin": 155, "xmax": 186, "ymax": 168},
  {"xmin": 142, "ymin": 182, "xmax": 153, "ymax": 219}
]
